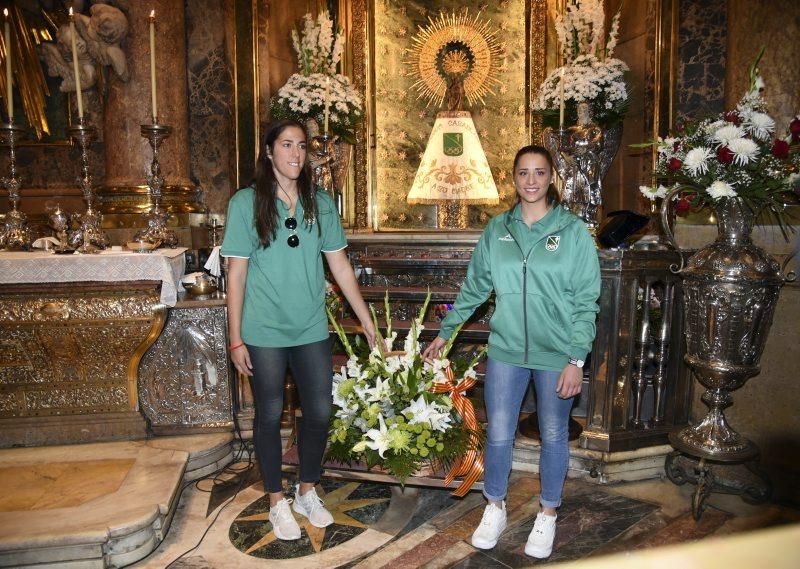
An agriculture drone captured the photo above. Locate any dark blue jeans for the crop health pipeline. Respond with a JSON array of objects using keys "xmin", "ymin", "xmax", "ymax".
[{"xmin": 246, "ymin": 338, "xmax": 332, "ymax": 493}]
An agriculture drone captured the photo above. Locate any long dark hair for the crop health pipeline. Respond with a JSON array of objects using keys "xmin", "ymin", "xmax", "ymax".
[
  {"xmin": 512, "ymin": 144, "xmax": 561, "ymax": 206},
  {"xmin": 254, "ymin": 119, "xmax": 318, "ymax": 247}
]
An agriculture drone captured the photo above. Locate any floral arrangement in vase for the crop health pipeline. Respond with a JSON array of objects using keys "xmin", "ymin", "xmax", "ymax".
[
  {"xmin": 533, "ymin": 0, "xmax": 629, "ymax": 128},
  {"xmin": 640, "ymin": 51, "xmax": 800, "ymax": 229},
  {"xmin": 326, "ymin": 292, "xmax": 485, "ymax": 488},
  {"xmin": 270, "ymin": 10, "xmax": 363, "ymax": 143}
]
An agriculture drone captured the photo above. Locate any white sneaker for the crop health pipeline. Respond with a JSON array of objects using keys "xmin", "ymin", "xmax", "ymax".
[
  {"xmin": 471, "ymin": 501, "xmax": 507, "ymax": 549},
  {"xmin": 268, "ymin": 498, "xmax": 301, "ymax": 540},
  {"xmin": 292, "ymin": 484, "xmax": 334, "ymax": 528},
  {"xmin": 525, "ymin": 511, "xmax": 557, "ymax": 558}
]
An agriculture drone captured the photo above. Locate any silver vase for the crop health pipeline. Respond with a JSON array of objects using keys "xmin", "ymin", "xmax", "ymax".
[{"xmin": 660, "ymin": 193, "xmax": 784, "ymax": 461}]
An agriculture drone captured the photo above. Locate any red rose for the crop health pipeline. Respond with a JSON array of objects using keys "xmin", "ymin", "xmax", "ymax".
[
  {"xmin": 790, "ymin": 117, "xmax": 800, "ymax": 142},
  {"xmin": 723, "ymin": 111, "xmax": 741, "ymax": 125},
  {"xmin": 668, "ymin": 157, "xmax": 683, "ymax": 171},
  {"xmin": 772, "ymin": 139, "xmax": 790, "ymax": 159},
  {"xmin": 717, "ymin": 146, "xmax": 735, "ymax": 164},
  {"xmin": 675, "ymin": 197, "xmax": 691, "ymax": 216}
]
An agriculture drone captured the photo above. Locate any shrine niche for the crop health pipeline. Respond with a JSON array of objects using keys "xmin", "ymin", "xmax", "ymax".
[{"xmin": 362, "ymin": 0, "xmax": 546, "ymax": 230}]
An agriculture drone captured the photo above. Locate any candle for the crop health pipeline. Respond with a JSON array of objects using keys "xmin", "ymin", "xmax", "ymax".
[
  {"xmin": 149, "ymin": 10, "xmax": 157, "ymax": 123},
  {"xmin": 558, "ymin": 68, "xmax": 565, "ymax": 129},
  {"xmin": 4, "ymin": 9, "xmax": 11, "ymax": 121},
  {"xmin": 68, "ymin": 8, "xmax": 83, "ymax": 119},
  {"xmin": 323, "ymin": 76, "xmax": 330, "ymax": 134}
]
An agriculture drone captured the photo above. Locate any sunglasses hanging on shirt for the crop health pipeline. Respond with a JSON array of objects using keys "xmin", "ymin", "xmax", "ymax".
[{"xmin": 285, "ymin": 216, "xmax": 299, "ymax": 247}]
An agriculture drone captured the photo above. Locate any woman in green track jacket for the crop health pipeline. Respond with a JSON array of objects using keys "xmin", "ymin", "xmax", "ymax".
[{"xmin": 424, "ymin": 145, "xmax": 601, "ymax": 558}]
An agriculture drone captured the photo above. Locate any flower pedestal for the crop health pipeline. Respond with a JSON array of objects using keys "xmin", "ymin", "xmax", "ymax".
[{"xmin": 660, "ymin": 195, "xmax": 785, "ymax": 519}]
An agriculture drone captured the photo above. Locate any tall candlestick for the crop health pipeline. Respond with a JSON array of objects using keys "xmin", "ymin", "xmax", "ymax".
[
  {"xmin": 4, "ymin": 9, "xmax": 11, "ymax": 121},
  {"xmin": 149, "ymin": 10, "xmax": 157, "ymax": 123},
  {"xmin": 559, "ymin": 68, "xmax": 565, "ymax": 129},
  {"xmin": 68, "ymin": 8, "xmax": 83, "ymax": 119},
  {"xmin": 323, "ymin": 76, "xmax": 330, "ymax": 135}
]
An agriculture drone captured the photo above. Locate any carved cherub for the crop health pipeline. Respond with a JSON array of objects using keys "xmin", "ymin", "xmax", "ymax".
[
  {"xmin": 38, "ymin": 2, "xmax": 129, "ymax": 96},
  {"xmin": 40, "ymin": 18, "xmax": 97, "ymax": 93}
]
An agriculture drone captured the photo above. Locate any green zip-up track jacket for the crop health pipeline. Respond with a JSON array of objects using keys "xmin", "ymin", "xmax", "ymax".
[{"xmin": 439, "ymin": 204, "xmax": 601, "ymax": 371}]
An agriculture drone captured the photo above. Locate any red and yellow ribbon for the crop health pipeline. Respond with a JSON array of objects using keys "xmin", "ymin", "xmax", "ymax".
[{"xmin": 429, "ymin": 366, "xmax": 484, "ymax": 497}]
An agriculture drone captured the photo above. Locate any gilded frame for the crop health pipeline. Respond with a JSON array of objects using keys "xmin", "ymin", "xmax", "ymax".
[{"xmin": 348, "ymin": 0, "xmax": 548, "ymax": 230}]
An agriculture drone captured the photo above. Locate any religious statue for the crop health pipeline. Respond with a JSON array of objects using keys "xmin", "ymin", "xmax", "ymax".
[{"xmin": 39, "ymin": 3, "xmax": 130, "ymax": 96}]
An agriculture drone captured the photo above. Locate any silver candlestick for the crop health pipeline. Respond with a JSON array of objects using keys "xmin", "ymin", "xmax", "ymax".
[
  {"xmin": 67, "ymin": 118, "xmax": 108, "ymax": 254},
  {"xmin": 135, "ymin": 122, "xmax": 178, "ymax": 247},
  {"xmin": 0, "ymin": 121, "xmax": 33, "ymax": 250}
]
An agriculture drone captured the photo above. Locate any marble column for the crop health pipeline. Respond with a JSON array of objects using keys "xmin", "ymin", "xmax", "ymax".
[
  {"xmin": 99, "ymin": 0, "xmax": 201, "ymax": 215},
  {"xmin": 725, "ymin": 0, "xmax": 800, "ymax": 128}
]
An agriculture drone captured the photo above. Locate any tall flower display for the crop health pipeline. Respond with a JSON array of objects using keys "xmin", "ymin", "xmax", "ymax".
[
  {"xmin": 533, "ymin": 0, "xmax": 629, "ymax": 128},
  {"xmin": 644, "ymin": 53, "xmax": 800, "ymax": 227},
  {"xmin": 327, "ymin": 292, "xmax": 485, "ymax": 490},
  {"xmin": 270, "ymin": 11, "xmax": 363, "ymax": 143}
]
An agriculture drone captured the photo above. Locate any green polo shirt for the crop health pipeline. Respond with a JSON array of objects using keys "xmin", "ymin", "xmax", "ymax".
[{"xmin": 221, "ymin": 186, "xmax": 347, "ymax": 347}]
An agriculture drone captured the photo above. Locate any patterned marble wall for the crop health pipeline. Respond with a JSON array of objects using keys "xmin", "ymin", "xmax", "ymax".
[
  {"xmin": 675, "ymin": 0, "xmax": 727, "ymax": 126},
  {"xmin": 185, "ymin": 0, "xmax": 235, "ymax": 216}
]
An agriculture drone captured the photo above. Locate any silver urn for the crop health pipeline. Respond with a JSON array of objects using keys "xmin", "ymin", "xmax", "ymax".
[{"xmin": 661, "ymin": 194, "xmax": 783, "ymax": 461}]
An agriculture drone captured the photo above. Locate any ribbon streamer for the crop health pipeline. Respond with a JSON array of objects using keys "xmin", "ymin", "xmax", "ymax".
[{"xmin": 429, "ymin": 366, "xmax": 484, "ymax": 497}]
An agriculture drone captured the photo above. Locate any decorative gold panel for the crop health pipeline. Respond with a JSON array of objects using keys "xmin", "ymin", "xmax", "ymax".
[{"xmin": 0, "ymin": 285, "xmax": 164, "ymax": 419}]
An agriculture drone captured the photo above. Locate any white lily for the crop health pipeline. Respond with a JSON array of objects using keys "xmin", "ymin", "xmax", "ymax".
[{"xmin": 353, "ymin": 414, "xmax": 392, "ymax": 458}]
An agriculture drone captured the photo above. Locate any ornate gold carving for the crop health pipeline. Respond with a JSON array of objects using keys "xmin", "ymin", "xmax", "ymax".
[
  {"xmin": 405, "ymin": 9, "xmax": 505, "ymax": 107},
  {"xmin": 529, "ymin": 0, "xmax": 547, "ymax": 142},
  {"xmin": 352, "ymin": 0, "xmax": 368, "ymax": 229},
  {"xmin": 0, "ymin": 286, "xmax": 161, "ymax": 418}
]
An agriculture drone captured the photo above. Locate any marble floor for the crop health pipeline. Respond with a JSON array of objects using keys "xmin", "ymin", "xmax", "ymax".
[{"xmin": 1, "ymin": 436, "xmax": 799, "ymax": 568}]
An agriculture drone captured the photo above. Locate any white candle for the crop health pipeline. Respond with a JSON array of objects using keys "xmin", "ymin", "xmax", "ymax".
[
  {"xmin": 68, "ymin": 8, "xmax": 83, "ymax": 119},
  {"xmin": 559, "ymin": 68, "xmax": 565, "ymax": 129},
  {"xmin": 4, "ymin": 9, "xmax": 11, "ymax": 121},
  {"xmin": 149, "ymin": 10, "xmax": 157, "ymax": 123},
  {"xmin": 323, "ymin": 76, "xmax": 330, "ymax": 134}
]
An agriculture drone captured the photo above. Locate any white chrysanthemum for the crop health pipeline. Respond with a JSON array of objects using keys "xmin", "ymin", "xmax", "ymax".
[
  {"xmin": 684, "ymin": 147, "xmax": 713, "ymax": 175},
  {"xmin": 639, "ymin": 185, "xmax": 668, "ymax": 200},
  {"xmin": 712, "ymin": 125, "xmax": 745, "ymax": 146},
  {"xmin": 706, "ymin": 180, "xmax": 737, "ymax": 199},
  {"xmin": 727, "ymin": 137, "xmax": 760, "ymax": 166},
  {"xmin": 743, "ymin": 112, "xmax": 775, "ymax": 141}
]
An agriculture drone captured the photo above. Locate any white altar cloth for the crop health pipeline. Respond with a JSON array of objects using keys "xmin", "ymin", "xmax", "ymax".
[{"xmin": 0, "ymin": 248, "xmax": 187, "ymax": 307}]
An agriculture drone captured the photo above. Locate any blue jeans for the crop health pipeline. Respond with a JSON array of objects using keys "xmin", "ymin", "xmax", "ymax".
[{"xmin": 483, "ymin": 358, "xmax": 573, "ymax": 508}]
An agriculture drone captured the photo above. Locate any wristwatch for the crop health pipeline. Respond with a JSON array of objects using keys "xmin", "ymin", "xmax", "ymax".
[{"xmin": 568, "ymin": 357, "xmax": 585, "ymax": 368}]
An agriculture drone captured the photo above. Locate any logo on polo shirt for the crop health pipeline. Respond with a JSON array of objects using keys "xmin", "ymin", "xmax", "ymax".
[
  {"xmin": 545, "ymin": 235, "xmax": 560, "ymax": 251},
  {"xmin": 499, "ymin": 233, "xmax": 514, "ymax": 242}
]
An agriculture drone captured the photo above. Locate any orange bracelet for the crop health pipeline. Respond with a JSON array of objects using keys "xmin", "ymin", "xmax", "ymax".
[{"xmin": 229, "ymin": 342, "xmax": 245, "ymax": 351}]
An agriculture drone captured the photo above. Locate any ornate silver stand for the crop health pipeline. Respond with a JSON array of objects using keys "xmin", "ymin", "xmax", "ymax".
[
  {"xmin": 309, "ymin": 133, "xmax": 343, "ymax": 216},
  {"xmin": 543, "ymin": 103, "xmax": 622, "ymax": 236},
  {"xmin": 660, "ymin": 192, "xmax": 782, "ymax": 518},
  {"xmin": 0, "ymin": 122, "xmax": 33, "ymax": 250},
  {"xmin": 135, "ymin": 123, "xmax": 178, "ymax": 247},
  {"xmin": 67, "ymin": 118, "xmax": 108, "ymax": 254}
]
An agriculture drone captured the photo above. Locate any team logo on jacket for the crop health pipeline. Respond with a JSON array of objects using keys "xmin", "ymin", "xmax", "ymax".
[{"xmin": 545, "ymin": 235, "xmax": 560, "ymax": 251}]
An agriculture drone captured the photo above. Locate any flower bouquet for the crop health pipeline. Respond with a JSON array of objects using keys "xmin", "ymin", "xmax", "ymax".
[
  {"xmin": 326, "ymin": 292, "xmax": 485, "ymax": 491},
  {"xmin": 533, "ymin": 0, "xmax": 629, "ymax": 128},
  {"xmin": 270, "ymin": 11, "xmax": 363, "ymax": 144},
  {"xmin": 640, "ymin": 50, "xmax": 800, "ymax": 231}
]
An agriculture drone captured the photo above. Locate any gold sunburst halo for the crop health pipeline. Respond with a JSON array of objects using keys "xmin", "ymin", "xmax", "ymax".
[{"xmin": 405, "ymin": 8, "xmax": 505, "ymax": 108}]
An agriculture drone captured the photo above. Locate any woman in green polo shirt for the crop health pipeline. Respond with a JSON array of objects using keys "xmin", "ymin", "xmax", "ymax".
[{"xmin": 222, "ymin": 119, "xmax": 376, "ymax": 541}]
